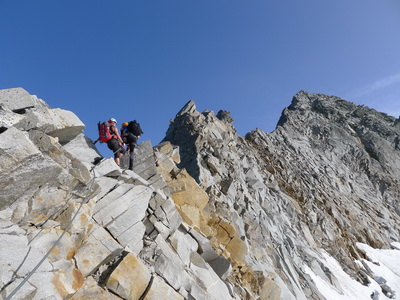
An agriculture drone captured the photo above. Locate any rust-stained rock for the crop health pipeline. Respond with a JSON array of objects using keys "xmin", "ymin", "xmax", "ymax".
[
  {"xmin": 74, "ymin": 225, "xmax": 123, "ymax": 277},
  {"xmin": 106, "ymin": 253, "xmax": 152, "ymax": 300},
  {"xmin": 70, "ymin": 276, "xmax": 121, "ymax": 300}
]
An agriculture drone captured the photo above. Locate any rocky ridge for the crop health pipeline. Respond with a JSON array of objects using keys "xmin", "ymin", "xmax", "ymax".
[{"xmin": 0, "ymin": 87, "xmax": 399, "ymax": 299}]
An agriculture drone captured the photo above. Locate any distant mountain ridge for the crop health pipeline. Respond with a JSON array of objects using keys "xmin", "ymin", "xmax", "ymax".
[{"xmin": 0, "ymin": 87, "xmax": 399, "ymax": 299}]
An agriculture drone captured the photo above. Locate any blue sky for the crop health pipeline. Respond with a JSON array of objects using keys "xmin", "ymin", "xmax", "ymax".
[{"xmin": 1, "ymin": 1, "xmax": 400, "ymax": 157}]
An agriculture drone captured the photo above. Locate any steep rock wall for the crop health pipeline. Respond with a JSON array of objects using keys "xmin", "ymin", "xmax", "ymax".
[{"xmin": 163, "ymin": 92, "xmax": 400, "ymax": 299}]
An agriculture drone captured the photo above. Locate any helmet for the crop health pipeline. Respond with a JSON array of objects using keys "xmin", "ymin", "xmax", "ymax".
[
  {"xmin": 110, "ymin": 118, "xmax": 117, "ymax": 123},
  {"xmin": 122, "ymin": 122, "xmax": 129, "ymax": 127}
]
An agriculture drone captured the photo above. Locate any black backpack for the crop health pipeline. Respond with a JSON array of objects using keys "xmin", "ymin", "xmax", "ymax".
[{"xmin": 127, "ymin": 120, "xmax": 143, "ymax": 136}]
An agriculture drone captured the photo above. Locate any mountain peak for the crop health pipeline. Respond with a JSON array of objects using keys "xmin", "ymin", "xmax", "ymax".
[{"xmin": 177, "ymin": 99, "xmax": 197, "ymax": 116}]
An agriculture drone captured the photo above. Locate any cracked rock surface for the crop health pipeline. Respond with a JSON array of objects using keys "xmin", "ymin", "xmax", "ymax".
[{"xmin": 1, "ymin": 88, "xmax": 399, "ymax": 299}]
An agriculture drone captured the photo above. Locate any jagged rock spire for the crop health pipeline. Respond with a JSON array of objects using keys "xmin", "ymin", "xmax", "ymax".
[{"xmin": 176, "ymin": 99, "xmax": 197, "ymax": 116}]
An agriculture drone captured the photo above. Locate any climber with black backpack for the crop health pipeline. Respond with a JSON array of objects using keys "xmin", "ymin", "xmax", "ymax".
[
  {"xmin": 121, "ymin": 120, "xmax": 143, "ymax": 170},
  {"xmin": 96, "ymin": 118, "xmax": 126, "ymax": 166}
]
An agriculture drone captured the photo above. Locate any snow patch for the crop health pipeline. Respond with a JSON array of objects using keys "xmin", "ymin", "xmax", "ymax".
[{"xmin": 304, "ymin": 242, "xmax": 400, "ymax": 300}]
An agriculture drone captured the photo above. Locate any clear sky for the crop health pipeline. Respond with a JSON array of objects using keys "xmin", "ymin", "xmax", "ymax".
[{"xmin": 1, "ymin": 1, "xmax": 400, "ymax": 156}]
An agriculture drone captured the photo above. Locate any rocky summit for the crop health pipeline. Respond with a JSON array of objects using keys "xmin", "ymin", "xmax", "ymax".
[{"xmin": 0, "ymin": 88, "xmax": 399, "ymax": 300}]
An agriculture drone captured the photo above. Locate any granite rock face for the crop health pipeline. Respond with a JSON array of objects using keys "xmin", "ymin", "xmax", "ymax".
[
  {"xmin": 163, "ymin": 94, "xmax": 400, "ymax": 299},
  {"xmin": 1, "ymin": 88, "xmax": 400, "ymax": 300}
]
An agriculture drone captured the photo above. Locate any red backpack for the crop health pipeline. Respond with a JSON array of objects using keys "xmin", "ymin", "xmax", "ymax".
[{"xmin": 98, "ymin": 121, "xmax": 115, "ymax": 143}]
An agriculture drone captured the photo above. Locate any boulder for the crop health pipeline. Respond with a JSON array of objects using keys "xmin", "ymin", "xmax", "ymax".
[
  {"xmin": 0, "ymin": 88, "xmax": 85, "ymax": 144},
  {"xmin": 106, "ymin": 253, "xmax": 152, "ymax": 299},
  {"xmin": 63, "ymin": 133, "xmax": 102, "ymax": 170},
  {"xmin": 0, "ymin": 87, "xmax": 36, "ymax": 111}
]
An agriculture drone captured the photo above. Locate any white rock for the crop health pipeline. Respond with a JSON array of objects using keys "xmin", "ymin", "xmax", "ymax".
[
  {"xmin": 75, "ymin": 225, "xmax": 123, "ymax": 277},
  {"xmin": 46, "ymin": 108, "xmax": 85, "ymax": 144},
  {"xmin": 189, "ymin": 252, "xmax": 232, "ymax": 300},
  {"xmin": 144, "ymin": 275, "xmax": 184, "ymax": 300},
  {"xmin": 63, "ymin": 133, "xmax": 102, "ymax": 169},
  {"xmin": 93, "ymin": 182, "xmax": 135, "ymax": 215},
  {"xmin": 169, "ymin": 228, "xmax": 198, "ymax": 266},
  {"xmin": 0, "ymin": 109, "xmax": 24, "ymax": 128},
  {"xmin": 1, "ymin": 277, "xmax": 37, "ymax": 300},
  {"xmin": 0, "ymin": 87, "xmax": 35, "ymax": 111},
  {"xmin": 94, "ymin": 185, "xmax": 153, "ymax": 226},
  {"xmin": 154, "ymin": 235, "xmax": 190, "ymax": 290},
  {"xmin": 92, "ymin": 158, "xmax": 121, "ymax": 178},
  {"xmin": 92, "ymin": 176, "xmax": 120, "ymax": 201},
  {"xmin": 0, "ymin": 234, "xmax": 53, "ymax": 277}
]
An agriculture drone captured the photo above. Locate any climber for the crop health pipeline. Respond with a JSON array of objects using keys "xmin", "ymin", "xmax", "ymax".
[
  {"xmin": 104, "ymin": 118, "xmax": 126, "ymax": 166},
  {"xmin": 121, "ymin": 120, "xmax": 143, "ymax": 170}
]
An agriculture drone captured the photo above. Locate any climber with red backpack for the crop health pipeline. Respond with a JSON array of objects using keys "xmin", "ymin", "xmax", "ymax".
[
  {"xmin": 97, "ymin": 118, "xmax": 126, "ymax": 166},
  {"xmin": 121, "ymin": 120, "xmax": 143, "ymax": 170}
]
